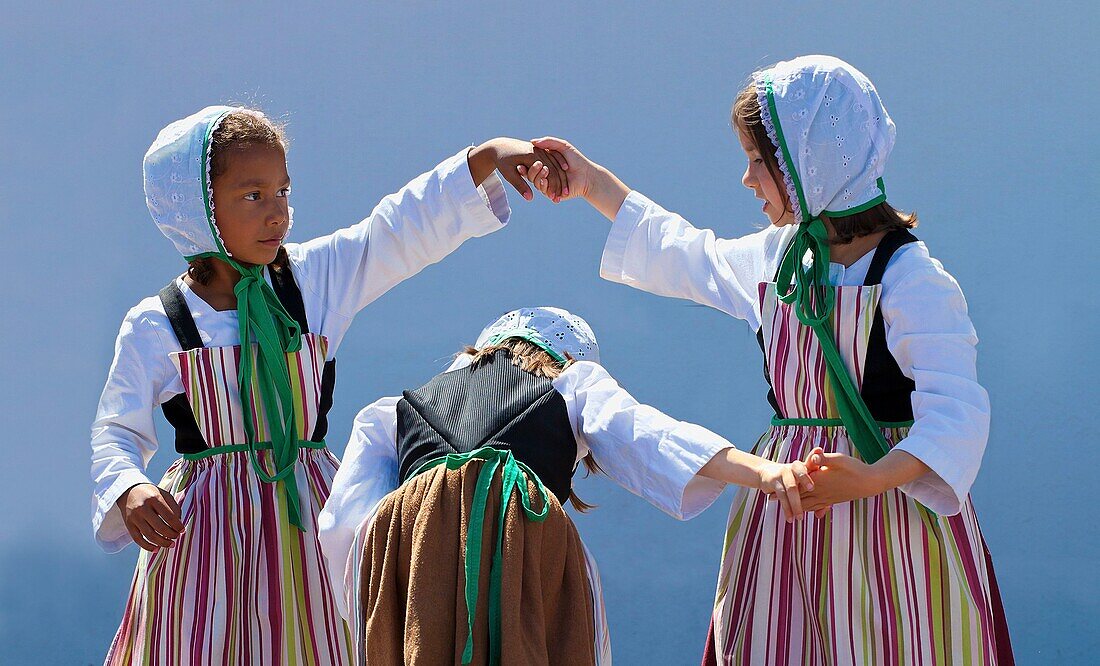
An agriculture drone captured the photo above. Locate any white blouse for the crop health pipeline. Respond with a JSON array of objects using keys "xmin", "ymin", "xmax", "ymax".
[
  {"xmin": 600, "ymin": 190, "xmax": 991, "ymax": 516},
  {"xmin": 317, "ymin": 354, "xmax": 732, "ymax": 616},
  {"xmin": 90, "ymin": 149, "xmax": 511, "ymax": 553}
]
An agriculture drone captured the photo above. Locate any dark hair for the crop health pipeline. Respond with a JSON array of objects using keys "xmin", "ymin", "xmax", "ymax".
[
  {"xmin": 731, "ymin": 83, "xmax": 917, "ymax": 245},
  {"xmin": 188, "ymin": 108, "xmax": 290, "ymax": 284},
  {"xmin": 463, "ymin": 337, "xmax": 603, "ymax": 512}
]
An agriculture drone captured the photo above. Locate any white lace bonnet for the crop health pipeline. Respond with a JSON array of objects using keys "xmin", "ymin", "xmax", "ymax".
[
  {"xmin": 475, "ymin": 307, "xmax": 600, "ymax": 365},
  {"xmin": 753, "ymin": 55, "xmax": 895, "ymax": 222},
  {"xmin": 143, "ymin": 105, "xmax": 293, "ymax": 260}
]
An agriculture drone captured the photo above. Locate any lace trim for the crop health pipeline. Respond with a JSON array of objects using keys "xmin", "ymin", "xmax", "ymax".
[
  {"xmin": 754, "ymin": 74, "xmax": 804, "ymax": 225},
  {"xmin": 204, "ymin": 109, "xmax": 234, "ymax": 258}
]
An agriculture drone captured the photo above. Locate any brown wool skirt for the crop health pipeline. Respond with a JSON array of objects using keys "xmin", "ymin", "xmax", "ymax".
[{"xmin": 356, "ymin": 460, "xmax": 597, "ymax": 665}]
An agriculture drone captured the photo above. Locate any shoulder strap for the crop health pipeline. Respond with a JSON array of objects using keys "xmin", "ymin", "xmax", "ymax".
[
  {"xmin": 860, "ymin": 228, "xmax": 919, "ymax": 422},
  {"xmin": 864, "ymin": 229, "xmax": 918, "ymax": 287},
  {"xmin": 158, "ymin": 279, "xmax": 209, "ymax": 453},
  {"xmin": 158, "ymin": 280, "xmax": 204, "ymax": 351},
  {"xmin": 268, "ymin": 248, "xmax": 310, "ymax": 333}
]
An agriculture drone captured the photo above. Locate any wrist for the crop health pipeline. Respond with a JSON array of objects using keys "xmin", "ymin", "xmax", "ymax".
[
  {"xmin": 467, "ymin": 140, "xmax": 500, "ymax": 187},
  {"xmin": 116, "ymin": 482, "xmax": 151, "ymax": 509},
  {"xmin": 864, "ymin": 461, "xmax": 892, "ymax": 497},
  {"xmin": 585, "ymin": 164, "xmax": 630, "ymax": 221}
]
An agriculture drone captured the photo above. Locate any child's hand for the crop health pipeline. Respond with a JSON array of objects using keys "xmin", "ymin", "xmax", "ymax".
[
  {"xmin": 468, "ymin": 138, "xmax": 568, "ymax": 201},
  {"xmin": 756, "ymin": 456, "xmax": 820, "ymax": 522},
  {"xmin": 117, "ymin": 482, "xmax": 185, "ymax": 552},
  {"xmin": 524, "ymin": 137, "xmax": 592, "ymax": 203},
  {"xmin": 798, "ymin": 448, "xmax": 885, "ymax": 516},
  {"xmin": 524, "ymin": 137, "xmax": 631, "ymax": 220}
]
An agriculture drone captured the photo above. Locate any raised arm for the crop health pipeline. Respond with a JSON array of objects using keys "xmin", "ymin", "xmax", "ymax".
[
  {"xmin": 529, "ymin": 137, "xmax": 788, "ymax": 327},
  {"xmin": 286, "ymin": 140, "xmax": 570, "ymax": 329}
]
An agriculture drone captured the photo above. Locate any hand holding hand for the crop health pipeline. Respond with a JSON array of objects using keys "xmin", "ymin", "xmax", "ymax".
[
  {"xmin": 757, "ymin": 454, "xmax": 824, "ymax": 522},
  {"xmin": 523, "ymin": 137, "xmax": 630, "ymax": 220},
  {"xmin": 521, "ymin": 137, "xmax": 594, "ymax": 203},
  {"xmin": 798, "ymin": 448, "xmax": 886, "ymax": 516},
  {"xmin": 117, "ymin": 483, "xmax": 185, "ymax": 552},
  {"xmin": 468, "ymin": 137, "xmax": 568, "ymax": 201}
]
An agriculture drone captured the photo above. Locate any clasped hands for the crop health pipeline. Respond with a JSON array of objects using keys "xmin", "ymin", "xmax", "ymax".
[{"xmin": 758, "ymin": 448, "xmax": 895, "ymax": 523}]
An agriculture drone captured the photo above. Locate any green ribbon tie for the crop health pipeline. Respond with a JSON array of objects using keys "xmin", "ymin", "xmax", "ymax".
[
  {"xmin": 191, "ymin": 110, "xmax": 309, "ymax": 531},
  {"xmin": 409, "ymin": 446, "xmax": 550, "ymax": 666},
  {"xmin": 765, "ymin": 74, "xmax": 893, "ymax": 464}
]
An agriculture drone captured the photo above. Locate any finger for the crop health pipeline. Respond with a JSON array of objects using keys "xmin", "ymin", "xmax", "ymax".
[
  {"xmin": 784, "ymin": 472, "xmax": 804, "ymax": 519},
  {"xmin": 531, "ymin": 137, "xmax": 571, "ymax": 153},
  {"xmin": 528, "ymin": 160, "xmax": 547, "ymax": 193},
  {"xmin": 151, "ymin": 496, "xmax": 185, "ymax": 535},
  {"xmin": 136, "ymin": 515, "xmax": 175, "ymax": 548},
  {"xmin": 814, "ymin": 506, "xmax": 831, "ymax": 520},
  {"xmin": 800, "ymin": 466, "xmax": 818, "ymax": 493},
  {"xmin": 500, "ymin": 165, "xmax": 534, "ymax": 200},
  {"xmin": 551, "ymin": 151, "xmax": 570, "ymax": 199},
  {"xmin": 535, "ymin": 149, "xmax": 561, "ymax": 199},
  {"xmin": 804, "ymin": 446, "xmax": 826, "ymax": 470},
  {"xmin": 547, "ymin": 150, "xmax": 569, "ymax": 198},
  {"xmin": 536, "ymin": 162, "xmax": 551, "ymax": 195},
  {"xmin": 548, "ymin": 149, "xmax": 569, "ymax": 172},
  {"xmin": 773, "ymin": 480, "xmax": 793, "ymax": 522},
  {"xmin": 533, "ymin": 163, "xmax": 551, "ymax": 197},
  {"xmin": 125, "ymin": 522, "xmax": 158, "ymax": 553}
]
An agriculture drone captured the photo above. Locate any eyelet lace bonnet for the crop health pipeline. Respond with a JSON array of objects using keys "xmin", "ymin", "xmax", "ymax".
[{"xmin": 475, "ymin": 307, "xmax": 600, "ymax": 365}]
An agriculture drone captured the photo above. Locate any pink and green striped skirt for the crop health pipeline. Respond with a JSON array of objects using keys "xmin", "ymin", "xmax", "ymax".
[
  {"xmin": 104, "ymin": 446, "xmax": 353, "ymax": 665},
  {"xmin": 706, "ymin": 424, "xmax": 1012, "ymax": 665}
]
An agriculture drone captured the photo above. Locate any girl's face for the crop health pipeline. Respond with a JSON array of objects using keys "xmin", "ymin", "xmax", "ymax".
[
  {"xmin": 737, "ymin": 129, "xmax": 794, "ymax": 227},
  {"xmin": 211, "ymin": 144, "xmax": 291, "ymax": 266}
]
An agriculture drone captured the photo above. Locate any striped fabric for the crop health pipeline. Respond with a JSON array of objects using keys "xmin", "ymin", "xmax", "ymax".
[
  {"xmin": 169, "ymin": 333, "xmax": 329, "ymax": 445},
  {"xmin": 105, "ymin": 334, "xmax": 352, "ymax": 665},
  {"xmin": 708, "ymin": 284, "xmax": 1008, "ymax": 665},
  {"xmin": 759, "ymin": 283, "xmax": 880, "ymax": 419}
]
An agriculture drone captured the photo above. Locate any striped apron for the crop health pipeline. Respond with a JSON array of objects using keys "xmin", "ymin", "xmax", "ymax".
[
  {"xmin": 105, "ymin": 272, "xmax": 352, "ymax": 665},
  {"xmin": 706, "ymin": 274, "xmax": 1011, "ymax": 665}
]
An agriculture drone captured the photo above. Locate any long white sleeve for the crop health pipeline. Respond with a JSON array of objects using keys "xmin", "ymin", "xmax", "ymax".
[
  {"xmin": 600, "ymin": 190, "xmax": 793, "ymax": 329},
  {"xmin": 90, "ymin": 303, "xmax": 179, "ymax": 553},
  {"xmin": 881, "ymin": 256, "xmax": 990, "ymax": 515},
  {"xmin": 553, "ymin": 361, "xmax": 731, "ymax": 520},
  {"xmin": 317, "ymin": 395, "xmax": 401, "ymax": 619},
  {"xmin": 284, "ymin": 149, "xmax": 510, "ymax": 354}
]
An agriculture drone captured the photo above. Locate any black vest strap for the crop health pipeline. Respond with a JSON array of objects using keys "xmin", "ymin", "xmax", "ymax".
[
  {"xmin": 158, "ymin": 282, "xmax": 208, "ymax": 454},
  {"xmin": 860, "ymin": 229, "xmax": 918, "ymax": 421},
  {"xmin": 158, "ymin": 251, "xmax": 337, "ymax": 452},
  {"xmin": 396, "ymin": 350, "xmax": 577, "ymax": 504},
  {"xmin": 158, "ymin": 282, "xmax": 204, "ymax": 351},
  {"xmin": 269, "ymin": 248, "xmax": 309, "ymax": 333}
]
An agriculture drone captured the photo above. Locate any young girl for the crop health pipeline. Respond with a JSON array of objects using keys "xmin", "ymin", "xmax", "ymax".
[
  {"xmin": 524, "ymin": 56, "xmax": 1013, "ymax": 664},
  {"xmin": 318, "ymin": 306, "xmax": 821, "ymax": 665},
  {"xmin": 89, "ymin": 105, "xmax": 570, "ymax": 664}
]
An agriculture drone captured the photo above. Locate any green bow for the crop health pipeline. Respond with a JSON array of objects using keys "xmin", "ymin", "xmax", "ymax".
[
  {"xmin": 191, "ymin": 110, "xmax": 308, "ymax": 530},
  {"xmin": 765, "ymin": 74, "xmax": 891, "ymax": 464},
  {"xmin": 410, "ymin": 447, "xmax": 550, "ymax": 666}
]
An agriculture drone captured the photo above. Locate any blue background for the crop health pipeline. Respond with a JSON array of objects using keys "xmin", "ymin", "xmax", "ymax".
[{"xmin": 1, "ymin": 2, "xmax": 1094, "ymax": 662}]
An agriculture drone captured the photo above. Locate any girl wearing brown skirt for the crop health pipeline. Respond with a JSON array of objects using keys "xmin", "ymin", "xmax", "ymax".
[{"xmin": 319, "ymin": 307, "xmax": 821, "ymax": 665}]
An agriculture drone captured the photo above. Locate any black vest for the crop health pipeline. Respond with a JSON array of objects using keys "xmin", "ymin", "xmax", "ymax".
[
  {"xmin": 396, "ymin": 349, "xmax": 577, "ymax": 504},
  {"xmin": 757, "ymin": 229, "xmax": 918, "ymax": 421},
  {"xmin": 157, "ymin": 250, "xmax": 338, "ymax": 453}
]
